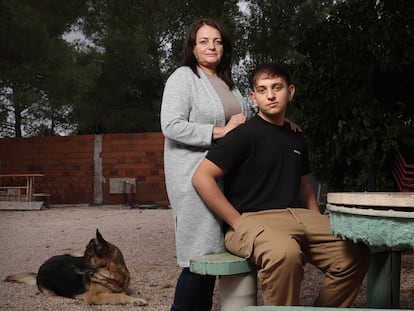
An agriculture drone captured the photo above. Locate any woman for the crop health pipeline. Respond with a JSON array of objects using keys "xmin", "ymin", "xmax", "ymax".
[{"xmin": 161, "ymin": 17, "xmax": 252, "ymax": 311}]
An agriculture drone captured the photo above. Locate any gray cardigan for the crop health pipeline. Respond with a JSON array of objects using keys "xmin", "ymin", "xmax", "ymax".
[{"xmin": 160, "ymin": 66, "xmax": 251, "ymax": 267}]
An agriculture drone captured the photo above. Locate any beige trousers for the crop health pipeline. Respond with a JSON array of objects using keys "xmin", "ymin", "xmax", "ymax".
[{"xmin": 224, "ymin": 208, "xmax": 370, "ymax": 307}]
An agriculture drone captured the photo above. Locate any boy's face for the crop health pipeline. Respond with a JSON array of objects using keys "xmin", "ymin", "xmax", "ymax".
[{"xmin": 250, "ymin": 74, "xmax": 295, "ymax": 124}]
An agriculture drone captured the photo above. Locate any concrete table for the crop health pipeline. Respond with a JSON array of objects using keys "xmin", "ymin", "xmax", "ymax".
[{"xmin": 327, "ymin": 192, "xmax": 414, "ymax": 308}]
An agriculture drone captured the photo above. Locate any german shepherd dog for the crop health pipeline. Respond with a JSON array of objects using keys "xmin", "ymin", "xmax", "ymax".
[{"xmin": 4, "ymin": 229, "xmax": 147, "ymax": 306}]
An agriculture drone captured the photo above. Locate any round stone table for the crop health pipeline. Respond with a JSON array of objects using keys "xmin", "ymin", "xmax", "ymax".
[{"xmin": 327, "ymin": 192, "xmax": 414, "ymax": 308}]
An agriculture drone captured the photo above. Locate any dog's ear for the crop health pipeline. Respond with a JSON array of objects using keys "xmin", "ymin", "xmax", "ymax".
[
  {"xmin": 96, "ymin": 229, "xmax": 103, "ymax": 241},
  {"xmin": 94, "ymin": 229, "xmax": 107, "ymax": 250}
]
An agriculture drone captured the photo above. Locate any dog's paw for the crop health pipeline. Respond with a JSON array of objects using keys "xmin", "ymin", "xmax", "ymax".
[{"xmin": 132, "ymin": 297, "xmax": 148, "ymax": 306}]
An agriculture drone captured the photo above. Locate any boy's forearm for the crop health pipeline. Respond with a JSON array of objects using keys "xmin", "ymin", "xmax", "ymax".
[
  {"xmin": 193, "ymin": 176, "xmax": 241, "ymax": 229},
  {"xmin": 192, "ymin": 162, "xmax": 241, "ymax": 229}
]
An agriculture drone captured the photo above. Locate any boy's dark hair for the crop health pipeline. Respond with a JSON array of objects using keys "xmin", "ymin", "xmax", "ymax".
[{"xmin": 249, "ymin": 64, "xmax": 291, "ymax": 89}]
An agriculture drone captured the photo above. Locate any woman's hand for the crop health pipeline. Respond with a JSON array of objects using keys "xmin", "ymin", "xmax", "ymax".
[
  {"xmin": 213, "ymin": 113, "xmax": 246, "ymax": 140},
  {"xmin": 225, "ymin": 113, "xmax": 246, "ymax": 133},
  {"xmin": 285, "ymin": 118, "xmax": 302, "ymax": 132}
]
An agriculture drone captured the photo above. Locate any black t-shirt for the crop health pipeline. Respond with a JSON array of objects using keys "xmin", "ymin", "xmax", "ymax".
[{"xmin": 206, "ymin": 115, "xmax": 311, "ymax": 213}]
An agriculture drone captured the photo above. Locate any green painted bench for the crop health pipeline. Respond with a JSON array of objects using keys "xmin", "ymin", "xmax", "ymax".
[
  {"xmin": 190, "ymin": 252, "xmax": 258, "ymax": 311},
  {"xmin": 190, "ymin": 252, "xmax": 413, "ymax": 311}
]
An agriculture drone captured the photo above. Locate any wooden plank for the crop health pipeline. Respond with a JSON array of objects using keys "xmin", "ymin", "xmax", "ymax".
[
  {"xmin": 0, "ymin": 186, "xmax": 28, "ymax": 189},
  {"xmin": 0, "ymin": 173, "xmax": 45, "ymax": 177},
  {"xmin": 0, "ymin": 201, "xmax": 43, "ymax": 210},
  {"xmin": 32, "ymin": 193, "xmax": 51, "ymax": 198}
]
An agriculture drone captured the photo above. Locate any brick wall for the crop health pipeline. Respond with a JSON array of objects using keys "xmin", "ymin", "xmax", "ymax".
[{"xmin": 0, "ymin": 133, "xmax": 169, "ymax": 206}]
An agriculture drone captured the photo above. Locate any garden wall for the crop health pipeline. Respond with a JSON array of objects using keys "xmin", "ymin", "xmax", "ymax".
[{"xmin": 0, "ymin": 132, "xmax": 169, "ymax": 206}]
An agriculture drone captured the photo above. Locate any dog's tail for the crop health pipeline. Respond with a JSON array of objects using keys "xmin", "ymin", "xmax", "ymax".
[{"xmin": 4, "ymin": 273, "xmax": 37, "ymax": 285}]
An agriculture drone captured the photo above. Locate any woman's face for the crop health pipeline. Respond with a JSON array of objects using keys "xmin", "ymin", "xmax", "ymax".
[{"xmin": 193, "ymin": 25, "xmax": 223, "ymax": 74}]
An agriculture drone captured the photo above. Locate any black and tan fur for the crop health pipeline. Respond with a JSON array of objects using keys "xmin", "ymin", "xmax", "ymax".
[{"xmin": 4, "ymin": 229, "xmax": 147, "ymax": 306}]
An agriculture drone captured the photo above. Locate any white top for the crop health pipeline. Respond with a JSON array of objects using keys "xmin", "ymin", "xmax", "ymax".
[{"xmin": 160, "ymin": 66, "xmax": 252, "ymax": 267}]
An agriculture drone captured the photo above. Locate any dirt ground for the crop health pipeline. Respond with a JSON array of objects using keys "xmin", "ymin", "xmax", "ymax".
[{"xmin": 0, "ymin": 205, "xmax": 413, "ymax": 311}]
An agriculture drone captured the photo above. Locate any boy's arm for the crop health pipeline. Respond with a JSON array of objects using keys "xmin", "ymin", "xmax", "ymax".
[
  {"xmin": 192, "ymin": 159, "xmax": 242, "ymax": 230},
  {"xmin": 299, "ymin": 175, "xmax": 321, "ymax": 213}
]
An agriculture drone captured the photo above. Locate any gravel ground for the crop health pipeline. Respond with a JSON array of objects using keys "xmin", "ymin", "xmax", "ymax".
[{"xmin": 0, "ymin": 205, "xmax": 413, "ymax": 311}]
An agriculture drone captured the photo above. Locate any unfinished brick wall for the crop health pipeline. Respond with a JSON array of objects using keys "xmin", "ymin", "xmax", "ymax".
[
  {"xmin": 101, "ymin": 133, "xmax": 167, "ymax": 205},
  {"xmin": 0, "ymin": 133, "xmax": 169, "ymax": 206}
]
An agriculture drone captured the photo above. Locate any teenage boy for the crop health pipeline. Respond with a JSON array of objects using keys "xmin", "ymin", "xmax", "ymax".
[{"xmin": 192, "ymin": 63, "xmax": 370, "ymax": 306}]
